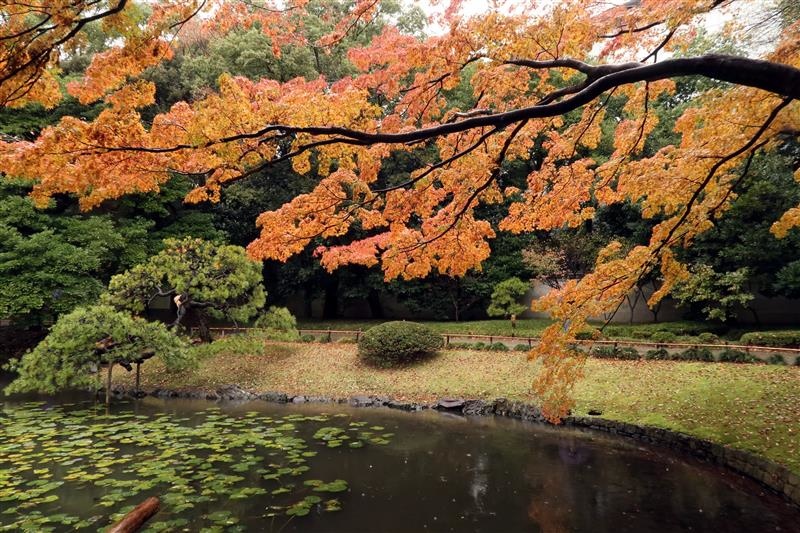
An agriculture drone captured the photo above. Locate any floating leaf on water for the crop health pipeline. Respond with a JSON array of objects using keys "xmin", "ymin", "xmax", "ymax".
[
  {"xmin": 311, "ymin": 479, "xmax": 348, "ymax": 493},
  {"xmin": 0, "ymin": 402, "xmax": 378, "ymax": 529},
  {"xmin": 324, "ymin": 499, "xmax": 342, "ymax": 512}
]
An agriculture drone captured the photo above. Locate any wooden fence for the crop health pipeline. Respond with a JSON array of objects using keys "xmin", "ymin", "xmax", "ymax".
[{"xmin": 191, "ymin": 326, "xmax": 800, "ymax": 363}]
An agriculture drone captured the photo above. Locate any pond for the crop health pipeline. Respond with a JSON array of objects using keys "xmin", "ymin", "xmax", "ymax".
[{"xmin": 0, "ymin": 394, "xmax": 798, "ymax": 532}]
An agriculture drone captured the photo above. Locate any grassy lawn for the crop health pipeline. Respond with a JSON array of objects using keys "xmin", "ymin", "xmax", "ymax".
[{"xmin": 119, "ymin": 342, "xmax": 800, "ymax": 474}]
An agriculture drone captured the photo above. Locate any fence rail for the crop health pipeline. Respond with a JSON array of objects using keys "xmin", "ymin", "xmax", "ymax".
[{"xmin": 193, "ymin": 326, "xmax": 800, "ymax": 359}]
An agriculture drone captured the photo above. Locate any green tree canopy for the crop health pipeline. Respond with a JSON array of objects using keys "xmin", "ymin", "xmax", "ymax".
[
  {"xmin": 4, "ymin": 305, "xmax": 189, "ymax": 396},
  {"xmin": 487, "ymin": 277, "xmax": 530, "ymax": 320},
  {"xmin": 0, "ymin": 179, "xmax": 151, "ymax": 326},
  {"xmin": 105, "ymin": 238, "xmax": 266, "ymax": 340}
]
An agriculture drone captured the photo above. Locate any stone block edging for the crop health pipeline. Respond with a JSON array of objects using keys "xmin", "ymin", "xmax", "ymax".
[{"xmin": 113, "ymin": 385, "xmax": 800, "ymax": 507}]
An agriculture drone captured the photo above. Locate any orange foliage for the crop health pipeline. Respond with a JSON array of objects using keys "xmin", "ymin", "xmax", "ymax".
[{"xmin": 2, "ymin": 0, "xmax": 799, "ymax": 419}]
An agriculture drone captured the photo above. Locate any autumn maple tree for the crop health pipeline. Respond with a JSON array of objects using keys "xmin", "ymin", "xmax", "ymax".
[{"xmin": 2, "ymin": 0, "xmax": 800, "ymax": 419}]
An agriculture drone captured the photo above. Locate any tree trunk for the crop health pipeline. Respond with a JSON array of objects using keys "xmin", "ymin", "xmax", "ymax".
[
  {"xmin": 196, "ymin": 311, "xmax": 212, "ymax": 343},
  {"xmin": 450, "ymin": 279, "xmax": 461, "ymax": 321},
  {"xmin": 135, "ymin": 362, "xmax": 141, "ymax": 394},
  {"xmin": 748, "ymin": 305, "xmax": 761, "ymax": 326},
  {"xmin": 367, "ymin": 289, "xmax": 384, "ymax": 319},
  {"xmin": 626, "ymin": 286, "xmax": 643, "ymax": 325},
  {"xmin": 105, "ymin": 362, "xmax": 114, "ymax": 406},
  {"xmin": 108, "ymin": 497, "xmax": 160, "ymax": 533},
  {"xmin": 650, "ymin": 281, "xmax": 662, "ymax": 323},
  {"xmin": 95, "ymin": 360, "xmax": 102, "ymax": 400},
  {"xmin": 323, "ymin": 276, "xmax": 339, "ymax": 319},
  {"xmin": 303, "ymin": 285, "xmax": 314, "ymax": 318}
]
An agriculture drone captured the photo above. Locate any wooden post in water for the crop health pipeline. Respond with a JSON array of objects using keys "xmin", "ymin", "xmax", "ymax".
[
  {"xmin": 135, "ymin": 362, "xmax": 141, "ymax": 395},
  {"xmin": 105, "ymin": 362, "xmax": 114, "ymax": 406},
  {"xmin": 108, "ymin": 497, "xmax": 160, "ymax": 533}
]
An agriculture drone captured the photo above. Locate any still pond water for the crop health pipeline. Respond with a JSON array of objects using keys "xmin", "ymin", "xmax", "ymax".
[{"xmin": 0, "ymin": 394, "xmax": 798, "ymax": 532}]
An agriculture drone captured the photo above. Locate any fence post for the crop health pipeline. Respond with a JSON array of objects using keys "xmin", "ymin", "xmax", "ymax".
[
  {"xmin": 327, "ymin": 329, "xmax": 332, "ymax": 342},
  {"xmin": 528, "ymin": 337, "xmax": 532, "ymax": 348},
  {"xmin": 445, "ymin": 335, "xmax": 450, "ymax": 347},
  {"xmin": 489, "ymin": 336, "xmax": 493, "ymax": 345}
]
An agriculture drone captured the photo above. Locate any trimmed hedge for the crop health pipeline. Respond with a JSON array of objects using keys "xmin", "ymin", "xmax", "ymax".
[
  {"xmin": 650, "ymin": 331, "xmax": 677, "ymax": 343},
  {"xmin": 739, "ymin": 331, "xmax": 800, "ymax": 348},
  {"xmin": 718, "ymin": 348, "xmax": 758, "ymax": 364},
  {"xmin": 575, "ymin": 328, "xmax": 601, "ymax": 340},
  {"xmin": 675, "ymin": 347, "xmax": 714, "ymax": 362},
  {"xmin": 645, "ymin": 348, "xmax": 670, "ymax": 360},
  {"xmin": 488, "ymin": 342, "xmax": 510, "ymax": 352},
  {"xmin": 591, "ymin": 346, "xmax": 640, "ymax": 360},
  {"xmin": 358, "ymin": 321, "xmax": 443, "ymax": 367},
  {"xmin": 767, "ymin": 354, "xmax": 787, "ymax": 365},
  {"xmin": 697, "ymin": 332, "xmax": 719, "ymax": 343}
]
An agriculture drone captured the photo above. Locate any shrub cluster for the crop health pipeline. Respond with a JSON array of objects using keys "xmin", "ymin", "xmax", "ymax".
[
  {"xmin": 649, "ymin": 331, "xmax": 677, "ymax": 343},
  {"xmin": 447, "ymin": 341, "xmax": 517, "ymax": 351},
  {"xmin": 575, "ymin": 328, "xmax": 602, "ymax": 340},
  {"xmin": 590, "ymin": 346, "xmax": 640, "ymax": 360},
  {"xmin": 645, "ymin": 348, "xmax": 670, "ymax": 360},
  {"xmin": 674, "ymin": 346, "xmax": 714, "ymax": 362},
  {"xmin": 767, "ymin": 354, "xmax": 787, "ymax": 365},
  {"xmin": 604, "ymin": 321, "xmax": 721, "ymax": 340},
  {"xmin": 193, "ymin": 331, "xmax": 274, "ymax": 358},
  {"xmin": 254, "ymin": 306, "xmax": 300, "ymax": 341},
  {"xmin": 697, "ymin": 332, "xmax": 719, "ymax": 343},
  {"xmin": 739, "ymin": 331, "xmax": 800, "ymax": 348},
  {"xmin": 358, "ymin": 321, "xmax": 443, "ymax": 367},
  {"xmin": 717, "ymin": 348, "xmax": 758, "ymax": 363}
]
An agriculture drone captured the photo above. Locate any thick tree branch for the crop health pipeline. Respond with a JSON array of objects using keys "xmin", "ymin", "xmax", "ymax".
[{"xmin": 91, "ymin": 55, "xmax": 800, "ymax": 161}]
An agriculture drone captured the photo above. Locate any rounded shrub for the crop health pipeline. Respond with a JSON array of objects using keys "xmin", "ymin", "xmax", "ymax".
[
  {"xmin": 616, "ymin": 347, "xmax": 641, "ymax": 360},
  {"xmin": 254, "ymin": 306, "xmax": 300, "ymax": 341},
  {"xmin": 650, "ymin": 331, "xmax": 677, "ymax": 344},
  {"xmin": 717, "ymin": 348, "xmax": 757, "ymax": 363},
  {"xmin": 591, "ymin": 346, "xmax": 639, "ymax": 360},
  {"xmin": 446, "ymin": 342, "xmax": 471, "ymax": 350},
  {"xmin": 472, "ymin": 341, "xmax": 487, "ymax": 350},
  {"xmin": 514, "ymin": 343, "xmax": 531, "ymax": 352},
  {"xmin": 645, "ymin": 348, "xmax": 670, "ymax": 360},
  {"xmin": 575, "ymin": 328, "xmax": 601, "ymax": 340},
  {"xmin": 676, "ymin": 347, "xmax": 714, "ymax": 362},
  {"xmin": 488, "ymin": 342, "xmax": 510, "ymax": 352},
  {"xmin": 299, "ymin": 334, "xmax": 316, "ymax": 343},
  {"xmin": 358, "ymin": 321, "xmax": 443, "ymax": 367},
  {"xmin": 590, "ymin": 346, "xmax": 617, "ymax": 359},
  {"xmin": 697, "ymin": 332, "xmax": 719, "ymax": 344},
  {"xmin": 767, "ymin": 354, "xmax": 787, "ymax": 365}
]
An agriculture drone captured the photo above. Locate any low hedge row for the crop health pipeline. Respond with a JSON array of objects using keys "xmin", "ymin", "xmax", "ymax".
[{"xmin": 739, "ymin": 331, "xmax": 800, "ymax": 348}]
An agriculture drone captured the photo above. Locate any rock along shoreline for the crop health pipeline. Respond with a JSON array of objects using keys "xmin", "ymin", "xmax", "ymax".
[{"xmin": 112, "ymin": 384, "xmax": 800, "ymax": 508}]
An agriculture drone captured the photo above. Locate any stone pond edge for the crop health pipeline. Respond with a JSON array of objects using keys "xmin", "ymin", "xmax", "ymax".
[{"xmin": 112, "ymin": 384, "xmax": 800, "ymax": 508}]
